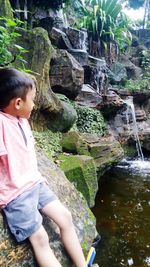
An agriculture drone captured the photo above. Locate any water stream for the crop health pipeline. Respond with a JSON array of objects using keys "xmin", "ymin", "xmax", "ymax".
[
  {"xmin": 92, "ymin": 160, "xmax": 150, "ymax": 267},
  {"xmin": 80, "ymin": 29, "xmax": 88, "ymax": 51},
  {"xmin": 124, "ymin": 97, "xmax": 144, "ymax": 161},
  {"xmin": 56, "ymin": 8, "xmax": 68, "ymax": 28}
]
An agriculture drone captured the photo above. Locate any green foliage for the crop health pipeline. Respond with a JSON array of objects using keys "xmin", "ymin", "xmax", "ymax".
[
  {"xmin": 125, "ymin": 78, "xmax": 150, "ymax": 92},
  {"xmin": 124, "ymin": 50, "xmax": 150, "ymax": 92},
  {"xmin": 146, "ymin": 20, "xmax": 150, "ymax": 28},
  {"xmin": 73, "ymin": 103, "xmax": 108, "ymax": 135},
  {"xmin": 124, "ymin": 66, "xmax": 150, "ymax": 92},
  {"xmin": 0, "ymin": 17, "xmax": 27, "ymax": 68},
  {"xmin": 112, "ymin": 12, "xmax": 132, "ymax": 51},
  {"xmin": 139, "ymin": 49, "xmax": 150, "ymax": 68},
  {"xmin": 75, "ymin": 0, "xmax": 132, "ymax": 50},
  {"xmin": 33, "ymin": 129, "xmax": 62, "ymax": 159}
]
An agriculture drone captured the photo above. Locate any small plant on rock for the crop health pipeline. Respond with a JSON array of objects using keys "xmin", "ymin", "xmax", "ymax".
[
  {"xmin": 73, "ymin": 103, "xmax": 108, "ymax": 135},
  {"xmin": 0, "ymin": 17, "xmax": 27, "ymax": 68}
]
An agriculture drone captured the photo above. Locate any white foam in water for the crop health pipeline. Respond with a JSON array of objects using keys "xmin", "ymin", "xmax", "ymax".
[
  {"xmin": 127, "ymin": 258, "xmax": 134, "ymax": 266},
  {"xmin": 145, "ymin": 257, "xmax": 150, "ymax": 266},
  {"xmin": 117, "ymin": 159, "xmax": 150, "ymax": 177},
  {"xmin": 129, "ymin": 160, "xmax": 150, "ymax": 169}
]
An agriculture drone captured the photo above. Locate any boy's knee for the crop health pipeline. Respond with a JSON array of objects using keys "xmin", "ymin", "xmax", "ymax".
[
  {"xmin": 62, "ymin": 207, "xmax": 73, "ymax": 227},
  {"xmin": 30, "ymin": 226, "xmax": 49, "ymax": 247}
]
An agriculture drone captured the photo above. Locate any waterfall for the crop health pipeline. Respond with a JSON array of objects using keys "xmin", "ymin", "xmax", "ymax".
[
  {"xmin": 56, "ymin": 8, "xmax": 68, "ymax": 28},
  {"xmin": 95, "ymin": 68, "xmax": 101, "ymax": 92},
  {"xmin": 125, "ymin": 97, "xmax": 144, "ymax": 161},
  {"xmin": 81, "ymin": 29, "xmax": 88, "ymax": 51}
]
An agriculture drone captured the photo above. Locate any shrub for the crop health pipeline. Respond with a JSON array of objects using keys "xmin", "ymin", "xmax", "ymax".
[
  {"xmin": 73, "ymin": 103, "xmax": 108, "ymax": 135},
  {"xmin": 0, "ymin": 17, "xmax": 27, "ymax": 68},
  {"xmin": 33, "ymin": 130, "xmax": 62, "ymax": 159}
]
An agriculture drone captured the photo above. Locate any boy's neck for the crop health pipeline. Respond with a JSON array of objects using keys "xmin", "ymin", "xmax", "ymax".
[
  {"xmin": 0, "ymin": 110, "xmax": 21, "ymax": 121},
  {"xmin": 2, "ymin": 104, "xmax": 19, "ymax": 118}
]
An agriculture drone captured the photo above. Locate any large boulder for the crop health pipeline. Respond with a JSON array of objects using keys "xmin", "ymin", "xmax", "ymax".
[
  {"xmin": 0, "ymin": 150, "xmax": 97, "ymax": 266},
  {"xmin": 119, "ymin": 54, "xmax": 142, "ymax": 80},
  {"xmin": 49, "ymin": 27, "xmax": 72, "ymax": 50},
  {"xmin": 96, "ymin": 90, "xmax": 125, "ymax": 118},
  {"xmin": 61, "ymin": 131, "xmax": 124, "ymax": 176},
  {"xmin": 68, "ymin": 49, "xmax": 89, "ymax": 67},
  {"xmin": 45, "ymin": 101, "xmax": 77, "ymax": 132},
  {"xmin": 58, "ymin": 154, "xmax": 98, "ymax": 208},
  {"xmin": 108, "ymin": 62, "xmax": 127, "ymax": 84},
  {"xmin": 84, "ymin": 56, "xmax": 108, "ymax": 94},
  {"xmin": 14, "ymin": 27, "xmax": 56, "ymax": 105},
  {"xmin": 50, "ymin": 49, "xmax": 84, "ymax": 99},
  {"xmin": 75, "ymin": 84, "xmax": 103, "ymax": 108},
  {"xmin": 88, "ymin": 137, "xmax": 124, "ymax": 174},
  {"xmin": 61, "ymin": 130, "xmax": 90, "ymax": 155},
  {"xmin": 65, "ymin": 27, "xmax": 88, "ymax": 51},
  {"xmin": 13, "ymin": 28, "xmax": 76, "ymax": 131}
]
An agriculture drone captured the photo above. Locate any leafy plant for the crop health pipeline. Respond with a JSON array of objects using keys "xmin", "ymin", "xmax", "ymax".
[
  {"xmin": 139, "ymin": 49, "xmax": 150, "ymax": 68},
  {"xmin": 124, "ymin": 70, "xmax": 150, "ymax": 92},
  {"xmin": 73, "ymin": 103, "xmax": 108, "ymax": 135},
  {"xmin": 33, "ymin": 129, "xmax": 62, "ymax": 159},
  {"xmin": 112, "ymin": 12, "xmax": 132, "ymax": 50},
  {"xmin": 75, "ymin": 0, "xmax": 132, "ymax": 51},
  {"xmin": 0, "ymin": 17, "xmax": 28, "ymax": 68}
]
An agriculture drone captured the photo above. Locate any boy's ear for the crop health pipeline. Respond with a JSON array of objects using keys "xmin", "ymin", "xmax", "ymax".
[{"xmin": 14, "ymin": 97, "xmax": 23, "ymax": 110}]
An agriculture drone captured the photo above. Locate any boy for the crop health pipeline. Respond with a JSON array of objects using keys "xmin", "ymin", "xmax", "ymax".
[{"xmin": 0, "ymin": 68, "xmax": 87, "ymax": 267}]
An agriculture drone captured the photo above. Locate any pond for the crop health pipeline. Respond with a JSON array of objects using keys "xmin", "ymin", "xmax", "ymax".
[{"xmin": 92, "ymin": 159, "xmax": 150, "ymax": 267}]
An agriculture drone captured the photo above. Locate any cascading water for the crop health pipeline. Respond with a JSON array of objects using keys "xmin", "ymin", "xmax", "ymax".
[
  {"xmin": 80, "ymin": 29, "xmax": 88, "ymax": 51},
  {"xmin": 56, "ymin": 8, "xmax": 68, "ymax": 28},
  {"xmin": 124, "ymin": 97, "xmax": 144, "ymax": 161}
]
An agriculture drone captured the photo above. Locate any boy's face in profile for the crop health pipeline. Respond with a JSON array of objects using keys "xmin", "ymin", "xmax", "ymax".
[
  {"xmin": 17, "ymin": 86, "xmax": 36, "ymax": 119},
  {"xmin": 3, "ymin": 85, "xmax": 36, "ymax": 119}
]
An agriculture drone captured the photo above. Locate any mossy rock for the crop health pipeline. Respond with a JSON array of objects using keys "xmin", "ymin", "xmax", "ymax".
[
  {"xmin": 46, "ymin": 102, "xmax": 77, "ymax": 132},
  {"xmin": 121, "ymin": 144, "xmax": 137, "ymax": 158},
  {"xmin": 61, "ymin": 131, "xmax": 90, "ymax": 155},
  {"xmin": 0, "ymin": 0, "xmax": 13, "ymax": 18},
  {"xmin": 89, "ymin": 140, "xmax": 124, "ymax": 173},
  {"xmin": 58, "ymin": 154, "xmax": 98, "ymax": 207}
]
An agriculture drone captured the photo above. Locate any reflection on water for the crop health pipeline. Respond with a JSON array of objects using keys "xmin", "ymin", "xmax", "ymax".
[{"xmin": 92, "ymin": 159, "xmax": 150, "ymax": 267}]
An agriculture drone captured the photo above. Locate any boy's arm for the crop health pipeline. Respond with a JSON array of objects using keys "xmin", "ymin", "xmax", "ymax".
[{"xmin": 0, "ymin": 155, "xmax": 8, "ymax": 210}]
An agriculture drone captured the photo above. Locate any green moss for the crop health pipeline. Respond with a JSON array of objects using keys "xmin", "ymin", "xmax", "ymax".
[
  {"xmin": 33, "ymin": 129, "xmax": 62, "ymax": 159},
  {"xmin": 121, "ymin": 144, "xmax": 137, "ymax": 157},
  {"xmin": 61, "ymin": 131, "xmax": 90, "ymax": 155},
  {"xmin": 56, "ymin": 95, "xmax": 108, "ymax": 135},
  {"xmin": 61, "ymin": 131, "xmax": 80, "ymax": 152},
  {"xmin": 59, "ymin": 154, "xmax": 98, "ymax": 207},
  {"xmin": 81, "ymin": 240, "xmax": 89, "ymax": 253},
  {"xmin": 72, "ymin": 103, "xmax": 108, "ymax": 135}
]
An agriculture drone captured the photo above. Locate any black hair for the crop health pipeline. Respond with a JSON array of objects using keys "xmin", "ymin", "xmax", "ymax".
[{"xmin": 0, "ymin": 68, "xmax": 35, "ymax": 110}]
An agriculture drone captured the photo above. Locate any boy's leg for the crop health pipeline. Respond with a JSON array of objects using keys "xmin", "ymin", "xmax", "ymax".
[
  {"xmin": 41, "ymin": 200, "xmax": 87, "ymax": 267},
  {"xmin": 29, "ymin": 225, "xmax": 62, "ymax": 267}
]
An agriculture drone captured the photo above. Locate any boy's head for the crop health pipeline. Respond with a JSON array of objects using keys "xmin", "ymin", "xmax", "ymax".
[{"xmin": 0, "ymin": 68, "xmax": 36, "ymax": 119}]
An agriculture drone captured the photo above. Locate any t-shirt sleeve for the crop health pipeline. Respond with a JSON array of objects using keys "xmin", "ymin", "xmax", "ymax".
[{"xmin": 0, "ymin": 120, "xmax": 7, "ymax": 156}]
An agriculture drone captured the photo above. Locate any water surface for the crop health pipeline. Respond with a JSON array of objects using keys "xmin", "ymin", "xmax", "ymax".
[{"xmin": 92, "ymin": 159, "xmax": 150, "ymax": 267}]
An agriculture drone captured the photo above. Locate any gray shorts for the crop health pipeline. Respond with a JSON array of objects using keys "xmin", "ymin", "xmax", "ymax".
[{"xmin": 3, "ymin": 182, "xmax": 57, "ymax": 242}]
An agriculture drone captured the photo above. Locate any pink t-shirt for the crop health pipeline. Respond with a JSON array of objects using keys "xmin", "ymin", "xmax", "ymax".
[{"xmin": 0, "ymin": 111, "xmax": 43, "ymax": 207}]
